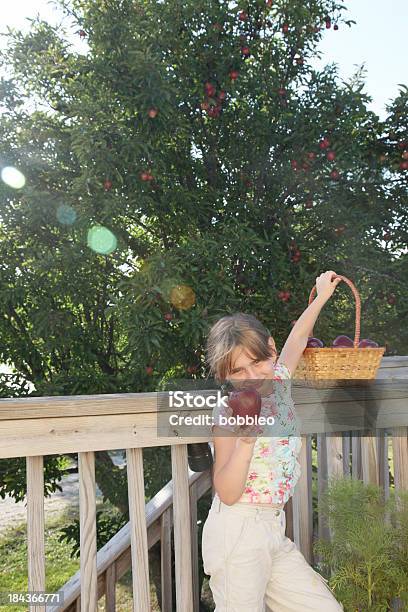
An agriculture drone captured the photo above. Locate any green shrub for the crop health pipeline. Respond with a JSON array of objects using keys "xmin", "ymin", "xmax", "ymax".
[{"xmin": 314, "ymin": 476, "xmax": 408, "ymax": 611}]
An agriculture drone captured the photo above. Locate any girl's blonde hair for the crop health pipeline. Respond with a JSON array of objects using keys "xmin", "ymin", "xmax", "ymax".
[{"xmin": 205, "ymin": 312, "xmax": 276, "ymax": 382}]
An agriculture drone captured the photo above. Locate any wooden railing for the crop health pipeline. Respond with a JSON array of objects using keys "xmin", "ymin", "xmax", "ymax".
[{"xmin": 0, "ymin": 356, "xmax": 407, "ymax": 611}]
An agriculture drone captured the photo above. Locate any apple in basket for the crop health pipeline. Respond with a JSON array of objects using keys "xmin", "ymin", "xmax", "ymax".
[
  {"xmin": 306, "ymin": 337, "xmax": 324, "ymax": 348},
  {"xmin": 228, "ymin": 388, "xmax": 262, "ymax": 421},
  {"xmin": 332, "ymin": 335, "xmax": 354, "ymax": 348},
  {"xmin": 358, "ymin": 338, "xmax": 379, "ymax": 348}
]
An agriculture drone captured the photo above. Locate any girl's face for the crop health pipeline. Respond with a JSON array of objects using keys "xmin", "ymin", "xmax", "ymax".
[{"xmin": 226, "ymin": 338, "xmax": 277, "ymax": 396}]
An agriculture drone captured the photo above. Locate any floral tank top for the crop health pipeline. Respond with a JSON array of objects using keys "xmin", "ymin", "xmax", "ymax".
[{"xmin": 211, "ymin": 361, "xmax": 302, "ymax": 506}]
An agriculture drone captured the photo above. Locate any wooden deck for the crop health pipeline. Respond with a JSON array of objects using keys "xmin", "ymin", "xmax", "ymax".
[{"xmin": 0, "ymin": 355, "xmax": 407, "ymax": 611}]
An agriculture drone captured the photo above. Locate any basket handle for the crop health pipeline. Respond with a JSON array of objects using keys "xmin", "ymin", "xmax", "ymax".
[{"xmin": 308, "ymin": 275, "xmax": 361, "ymax": 348}]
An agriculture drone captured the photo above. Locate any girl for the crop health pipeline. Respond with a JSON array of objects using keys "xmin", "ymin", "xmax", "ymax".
[{"xmin": 202, "ymin": 271, "xmax": 344, "ymax": 612}]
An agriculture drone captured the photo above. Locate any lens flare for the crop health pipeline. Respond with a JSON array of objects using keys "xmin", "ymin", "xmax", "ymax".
[
  {"xmin": 169, "ymin": 284, "xmax": 196, "ymax": 310},
  {"xmin": 56, "ymin": 204, "xmax": 77, "ymax": 225},
  {"xmin": 1, "ymin": 166, "xmax": 26, "ymax": 189},
  {"xmin": 87, "ymin": 226, "xmax": 117, "ymax": 255}
]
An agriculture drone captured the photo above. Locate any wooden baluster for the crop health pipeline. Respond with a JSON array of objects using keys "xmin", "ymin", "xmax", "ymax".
[
  {"xmin": 26, "ymin": 455, "xmax": 46, "ymax": 612},
  {"xmin": 160, "ymin": 507, "xmax": 173, "ymax": 612},
  {"xmin": 377, "ymin": 429, "xmax": 389, "ymax": 500},
  {"xmin": 317, "ymin": 433, "xmax": 330, "ymax": 545},
  {"xmin": 171, "ymin": 444, "xmax": 193, "ymax": 611},
  {"xmin": 292, "ymin": 434, "xmax": 313, "ymax": 564},
  {"xmin": 361, "ymin": 431, "xmax": 379, "ymax": 486},
  {"xmin": 126, "ymin": 447, "xmax": 151, "ymax": 612},
  {"xmin": 342, "ymin": 432, "xmax": 351, "ymax": 476},
  {"xmin": 351, "ymin": 430, "xmax": 362, "ymax": 480},
  {"xmin": 391, "ymin": 427, "xmax": 408, "ymax": 490},
  {"xmin": 105, "ymin": 563, "xmax": 116, "ymax": 611},
  {"xmin": 78, "ymin": 451, "xmax": 98, "ymax": 612},
  {"xmin": 189, "ymin": 481, "xmax": 200, "ymax": 612}
]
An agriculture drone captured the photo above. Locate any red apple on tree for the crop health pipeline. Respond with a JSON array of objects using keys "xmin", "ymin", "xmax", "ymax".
[
  {"xmin": 79, "ymin": 29, "xmax": 86, "ymax": 38},
  {"xmin": 229, "ymin": 70, "xmax": 239, "ymax": 81},
  {"xmin": 330, "ymin": 169, "xmax": 340, "ymax": 180},
  {"xmin": 307, "ymin": 152, "xmax": 316, "ymax": 160},
  {"xmin": 333, "ymin": 24, "xmax": 339, "ymax": 30},
  {"xmin": 241, "ymin": 46, "xmax": 250, "ymax": 56},
  {"xmin": 204, "ymin": 82, "xmax": 216, "ymax": 97},
  {"xmin": 278, "ymin": 87, "xmax": 286, "ymax": 96},
  {"xmin": 164, "ymin": 312, "xmax": 173, "ymax": 321},
  {"xmin": 148, "ymin": 107, "xmax": 158, "ymax": 118},
  {"xmin": 326, "ymin": 150, "xmax": 336, "ymax": 161},
  {"xmin": 145, "ymin": 366, "xmax": 154, "ymax": 375},
  {"xmin": 319, "ymin": 137, "xmax": 330, "ymax": 149},
  {"xmin": 239, "ymin": 10, "xmax": 248, "ymax": 21},
  {"xmin": 103, "ymin": 179, "xmax": 112, "ymax": 191},
  {"xmin": 387, "ymin": 293, "xmax": 396, "ymax": 305},
  {"xmin": 282, "ymin": 22, "xmax": 289, "ymax": 33},
  {"xmin": 399, "ymin": 161, "xmax": 408, "ymax": 170}
]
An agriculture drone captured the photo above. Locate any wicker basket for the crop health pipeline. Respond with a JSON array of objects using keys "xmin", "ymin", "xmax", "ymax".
[{"xmin": 293, "ymin": 275, "xmax": 385, "ymax": 388}]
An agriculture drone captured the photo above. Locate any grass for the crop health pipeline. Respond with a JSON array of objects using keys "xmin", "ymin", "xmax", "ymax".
[{"xmin": 0, "ymin": 501, "xmax": 161, "ymax": 612}]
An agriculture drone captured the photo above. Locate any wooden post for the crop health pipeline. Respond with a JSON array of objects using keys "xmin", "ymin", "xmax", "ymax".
[
  {"xmin": 26, "ymin": 455, "xmax": 46, "ymax": 612},
  {"xmin": 160, "ymin": 507, "xmax": 173, "ymax": 612},
  {"xmin": 171, "ymin": 444, "xmax": 194, "ymax": 611},
  {"xmin": 78, "ymin": 451, "xmax": 98, "ymax": 612},
  {"xmin": 292, "ymin": 435, "xmax": 313, "ymax": 564},
  {"xmin": 126, "ymin": 447, "xmax": 151, "ymax": 612}
]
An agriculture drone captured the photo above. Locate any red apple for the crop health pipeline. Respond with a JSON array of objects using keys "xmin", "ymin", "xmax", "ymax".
[
  {"xmin": 326, "ymin": 150, "xmax": 336, "ymax": 161},
  {"xmin": 266, "ymin": 0, "xmax": 273, "ymax": 6},
  {"xmin": 241, "ymin": 46, "xmax": 250, "ymax": 56},
  {"xmin": 306, "ymin": 337, "xmax": 324, "ymax": 348},
  {"xmin": 228, "ymin": 388, "xmax": 262, "ymax": 421},
  {"xmin": 164, "ymin": 312, "xmax": 173, "ymax": 321},
  {"xmin": 145, "ymin": 366, "xmax": 154, "ymax": 375},
  {"xmin": 218, "ymin": 90, "xmax": 226, "ymax": 100},
  {"xmin": 291, "ymin": 160, "xmax": 298, "ymax": 169},
  {"xmin": 334, "ymin": 224, "xmax": 346, "ymax": 235},
  {"xmin": 204, "ymin": 82, "xmax": 216, "ymax": 97},
  {"xmin": 358, "ymin": 339, "xmax": 379, "ymax": 348},
  {"xmin": 239, "ymin": 10, "xmax": 248, "ymax": 21},
  {"xmin": 229, "ymin": 70, "xmax": 239, "ymax": 80},
  {"xmin": 332, "ymin": 335, "xmax": 354, "ymax": 348},
  {"xmin": 278, "ymin": 290, "xmax": 291, "ymax": 302},
  {"xmin": 278, "ymin": 87, "xmax": 286, "ymax": 96},
  {"xmin": 103, "ymin": 179, "xmax": 112, "ymax": 191},
  {"xmin": 140, "ymin": 171, "xmax": 150, "ymax": 181},
  {"xmin": 330, "ymin": 169, "xmax": 340, "ymax": 180},
  {"xmin": 387, "ymin": 293, "xmax": 396, "ymax": 305},
  {"xmin": 282, "ymin": 23, "xmax": 289, "ymax": 33},
  {"xmin": 200, "ymin": 101, "xmax": 210, "ymax": 111},
  {"xmin": 325, "ymin": 19, "xmax": 331, "ymax": 29},
  {"xmin": 79, "ymin": 30, "xmax": 86, "ymax": 38},
  {"xmin": 398, "ymin": 141, "xmax": 407, "ymax": 149},
  {"xmin": 402, "ymin": 151, "xmax": 408, "ymax": 160},
  {"xmin": 319, "ymin": 137, "xmax": 330, "ymax": 149},
  {"xmin": 307, "ymin": 152, "xmax": 316, "ymax": 160},
  {"xmin": 399, "ymin": 161, "xmax": 408, "ymax": 170},
  {"xmin": 333, "ymin": 24, "xmax": 339, "ymax": 30},
  {"xmin": 305, "ymin": 198, "xmax": 313, "ymax": 209},
  {"xmin": 148, "ymin": 107, "xmax": 158, "ymax": 118}
]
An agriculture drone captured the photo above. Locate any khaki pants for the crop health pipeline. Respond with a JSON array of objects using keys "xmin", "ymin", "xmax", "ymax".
[{"xmin": 202, "ymin": 494, "xmax": 344, "ymax": 612}]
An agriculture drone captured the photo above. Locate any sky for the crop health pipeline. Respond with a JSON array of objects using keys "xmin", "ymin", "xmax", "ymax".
[{"xmin": 0, "ymin": 0, "xmax": 406, "ymax": 119}]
